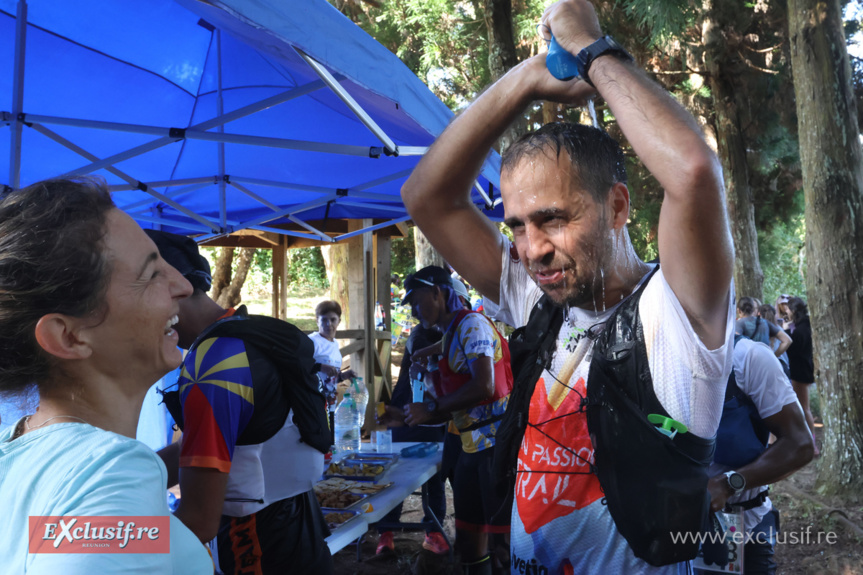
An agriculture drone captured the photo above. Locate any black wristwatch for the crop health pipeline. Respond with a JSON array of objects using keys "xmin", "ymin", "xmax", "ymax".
[
  {"xmin": 723, "ymin": 471, "xmax": 746, "ymax": 495},
  {"xmin": 425, "ymin": 399, "xmax": 438, "ymax": 415},
  {"xmin": 575, "ymin": 35, "xmax": 633, "ymax": 87}
]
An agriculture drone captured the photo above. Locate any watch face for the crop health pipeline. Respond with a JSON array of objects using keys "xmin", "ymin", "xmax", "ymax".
[{"xmin": 728, "ymin": 472, "xmax": 745, "ymax": 491}]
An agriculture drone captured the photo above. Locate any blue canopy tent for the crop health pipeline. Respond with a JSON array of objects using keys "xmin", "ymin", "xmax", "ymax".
[
  {"xmin": 1, "ymin": 0, "xmax": 504, "ymax": 244},
  {"xmin": 1, "ymin": 0, "xmax": 509, "ymax": 437}
]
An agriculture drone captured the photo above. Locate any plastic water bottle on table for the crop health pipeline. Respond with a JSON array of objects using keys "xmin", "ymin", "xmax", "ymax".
[{"xmin": 334, "ymin": 392, "xmax": 361, "ymax": 457}]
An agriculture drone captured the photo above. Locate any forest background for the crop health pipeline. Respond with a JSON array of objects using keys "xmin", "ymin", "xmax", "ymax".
[
  {"xmin": 207, "ymin": 0, "xmax": 863, "ymax": 507},
  {"xmin": 221, "ymin": 0, "xmax": 863, "ymax": 307}
]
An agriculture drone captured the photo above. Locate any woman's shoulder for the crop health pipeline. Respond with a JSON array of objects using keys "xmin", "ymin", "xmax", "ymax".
[
  {"xmin": 41, "ymin": 425, "xmax": 164, "ymax": 484},
  {"xmin": 4, "ymin": 424, "xmax": 168, "ymax": 518}
]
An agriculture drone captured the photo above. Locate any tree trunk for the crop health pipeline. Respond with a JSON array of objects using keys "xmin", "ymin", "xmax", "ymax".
[
  {"xmin": 413, "ymin": 227, "xmax": 446, "ymax": 269},
  {"xmin": 702, "ymin": 10, "xmax": 764, "ymax": 301},
  {"xmin": 789, "ymin": 0, "xmax": 863, "ymax": 498},
  {"xmin": 322, "ymin": 243, "xmax": 350, "ymax": 324},
  {"xmin": 483, "ymin": 0, "xmax": 522, "ymax": 152},
  {"xmin": 210, "ymin": 247, "xmax": 234, "ymax": 302},
  {"xmin": 215, "ymin": 248, "xmax": 255, "ymax": 308}
]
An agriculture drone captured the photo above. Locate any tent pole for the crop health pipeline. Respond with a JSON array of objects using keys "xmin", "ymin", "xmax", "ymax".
[
  {"xmin": 295, "ymin": 48, "xmax": 398, "ymax": 156},
  {"xmin": 219, "ymin": 195, "xmax": 338, "ymax": 231},
  {"xmin": 9, "ymin": 0, "xmax": 27, "ymax": 189},
  {"xmin": 59, "ymin": 81, "xmax": 334, "ymax": 178},
  {"xmin": 350, "ymin": 168, "xmax": 414, "ymax": 192},
  {"xmin": 142, "ymin": 187, "xmax": 223, "ymax": 232},
  {"xmin": 130, "ymin": 215, "xmax": 215, "ymax": 234},
  {"xmin": 230, "ymin": 176, "xmax": 334, "ymax": 195},
  {"xmin": 119, "ymin": 181, "xmax": 214, "ymax": 211},
  {"xmin": 335, "ymin": 200, "xmax": 407, "ymax": 215},
  {"xmin": 108, "ymin": 176, "xmax": 215, "ymax": 192},
  {"xmin": 216, "ymin": 30, "xmax": 227, "ymax": 230},
  {"xmin": 286, "ymin": 215, "xmax": 333, "ymax": 242},
  {"xmin": 392, "ymin": 147, "xmax": 428, "ymax": 156},
  {"xmin": 28, "ymin": 123, "xmax": 141, "ymax": 188},
  {"xmin": 229, "ymin": 181, "xmax": 281, "ymax": 212},
  {"xmin": 250, "ymin": 225, "xmax": 330, "ymax": 242},
  {"xmin": 335, "ymin": 216, "xmax": 412, "ymax": 242},
  {"xmin": 473, "ymin": 180, "xmax": 494, "ymax": 207}
]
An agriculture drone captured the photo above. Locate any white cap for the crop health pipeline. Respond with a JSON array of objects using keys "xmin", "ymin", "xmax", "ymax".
[{"xmin": 451, "ymin": 278, "xmax": 470, "ymax": 303}]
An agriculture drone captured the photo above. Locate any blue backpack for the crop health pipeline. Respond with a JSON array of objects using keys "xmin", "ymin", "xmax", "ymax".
[{"xmin": 713, "ymin": 337, "xmax": 770, "ymax": 467}]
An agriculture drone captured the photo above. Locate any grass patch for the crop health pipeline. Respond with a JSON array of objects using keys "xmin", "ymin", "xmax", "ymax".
[{"xmin": 242, "ymin": 288, "xmax": 328, "ymax": 332}]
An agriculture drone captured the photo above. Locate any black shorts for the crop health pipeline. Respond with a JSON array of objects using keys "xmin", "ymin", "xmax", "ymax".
[
  {"xmin": 217, "ymin": 490, "xmax": 333, "ymax": 575},
  {"xmin": 452, "ymin": 446, "xmax": 511, "ymax": 534}
]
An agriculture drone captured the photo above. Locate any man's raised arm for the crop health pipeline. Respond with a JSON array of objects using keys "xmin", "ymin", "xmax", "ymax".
[
  {"xmin": 544, "ymin": 0, "xmax": 734, "ymax": 347},
  {"xmin": 401, "ymin": 56, "xmax": 594, "ymax": 303}
]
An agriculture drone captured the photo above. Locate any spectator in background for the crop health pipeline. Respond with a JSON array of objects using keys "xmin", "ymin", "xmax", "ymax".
[
  {"xmin": 736, "ymin": 297, "xmax": 792, "ymax": 355},
  {"xmin": 309, "ymin": 300, "xmax": 356, "ymax": 441},
  {"xmin": 784, "ymin": 297, "xmax": 819, "ymax": 455},
  {"xmin": 374, "ymin": 278, "xmax": 474, "ymax": 556},
  {"xmin": 775, "ymin": 294, "xmax": 792, "ymax": 330},
  {"xmin": 759, "ymin": 304, "xmax": 792, "ymax": 380}
]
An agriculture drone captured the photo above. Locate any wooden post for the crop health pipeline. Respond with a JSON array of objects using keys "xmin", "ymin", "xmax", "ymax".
[
  {"xmin": 271, "ymin": 239, "xmax": 285, "ymax": 319},
  {"xmin": 279, "ymin": 235, "xmax": 288, "ymax": 320},
  {"xmin": 362, "ymin": 220, "xmax": 375, "ymax": 430},
  {"xmin": 347, "ymin": 221, "xmax": 365, "ymax": 372}
]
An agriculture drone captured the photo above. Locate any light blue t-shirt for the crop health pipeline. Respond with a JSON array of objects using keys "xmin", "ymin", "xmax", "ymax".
[{"xmin": 0, "ymin": 419, "xmax": 212, "ymax": 574}]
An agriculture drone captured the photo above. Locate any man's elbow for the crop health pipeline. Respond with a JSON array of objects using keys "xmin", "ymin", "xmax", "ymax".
[
  {"xmin": 789, "ymin": 434, "xmax": 816, "ymax": 469},
  {"xmin": 672, "ymin": 152, "xmax": 724, "ymax": 201},
  {"xmin": 480, "ymin": 380, "xmax": 495, "ymax": 402},
  {"xmin": 175, "ymin": 505, "xmax": 220, "ymax": 544}
]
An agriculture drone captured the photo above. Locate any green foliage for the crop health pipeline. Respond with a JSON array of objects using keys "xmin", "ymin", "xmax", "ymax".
[
  {"xmin": 613, "ymin": 0, "xmax": 699, "ymax": 45},
  {"xmin": 758, "ymin": 206, "xmax": 807, "ymax": 305},
  {"xmin": 287, "ymin": 247, "xmax": 330, "ymax": 291},
  {"xmin": 391, "ymin": 227, "xmax": 417, "ymax": 278},
  {"xmin": 244, "ymin": 249, "xmax": 273, "ymax": 299},
  {"xmin": 328, "ymin": 0, "xmax": 493, "ymax": 108}
]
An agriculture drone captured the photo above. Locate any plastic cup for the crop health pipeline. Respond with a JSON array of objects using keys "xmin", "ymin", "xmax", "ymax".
[{"xmin": 375, "ymin": 430, "xmax": 392, "ymax": 453}]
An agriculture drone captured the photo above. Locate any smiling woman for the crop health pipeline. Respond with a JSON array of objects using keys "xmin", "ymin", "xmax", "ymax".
[{"xmin": 0, "ymin": 178, "xmax": 211, "ymax": 573}]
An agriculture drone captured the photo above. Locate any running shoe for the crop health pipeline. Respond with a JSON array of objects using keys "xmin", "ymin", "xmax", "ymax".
[
  {"xmin": 376, "ymin": 531, "xmax": 394, "ymax": 555},
  {"xmin": 422, "ymin": 531, "xmax": 450, "ymax": 555}
]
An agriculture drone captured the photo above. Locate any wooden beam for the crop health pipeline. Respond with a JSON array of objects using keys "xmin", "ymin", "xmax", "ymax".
[
  {"xmin": 339, "ymin": 340, "xmax": 365, "ymax": 356},
  {"xmin": 395, "ymin": 221, "xmax": 410, "ymax": 238}
]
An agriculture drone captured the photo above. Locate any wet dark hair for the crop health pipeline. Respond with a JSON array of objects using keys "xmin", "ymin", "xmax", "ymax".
[
  {"xmin": 737, "ymin": 296, "xmax": 757, "ymax": 316},
  {"xmin": 315, "ymin": 300, "xmax": 342, "ymax": 318},
  {"xmin": 787, "ymin": 297, "xmax": 809, "ymax": 324},
  {"xmin": 0, "ymin": 178, "xmax": 115, "ymax": 395},
  {"xmin": 501, "ymin": 122, "xmax": 628, "ymax": 203}
]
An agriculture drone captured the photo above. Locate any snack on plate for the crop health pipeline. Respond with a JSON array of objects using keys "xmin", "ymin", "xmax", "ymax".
[
  {"xmin": 326, "ymin": 461, "xmax": 386, "ymax": 478},
  {"xmin": 313, "ymin": 478, "xmax": 365, "ymax": 508},
  {"xmin": 349, "ymin": 481, "xmax": 391, "ymax": 494},
  {"xmin": 323, "ymin": 511, "xmax": 357, "ymax": 529},
  {"xmin": 313, "ymin": 478, "xmax": 391, "ymax": 508}
]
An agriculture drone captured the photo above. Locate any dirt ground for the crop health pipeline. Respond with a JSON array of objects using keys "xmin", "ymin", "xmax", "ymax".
[
  {"xmin": 333, "ymin": 412, "xmax": 863, "ymax": 574},
  {"xmin": 768, "ymin": 424, "xmax": 863, "ymax": 574}
]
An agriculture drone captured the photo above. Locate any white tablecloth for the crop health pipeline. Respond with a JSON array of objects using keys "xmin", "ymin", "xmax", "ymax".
[{"xmin": 325, "ymin": 442, "xmax": 443, "ymax": 554}]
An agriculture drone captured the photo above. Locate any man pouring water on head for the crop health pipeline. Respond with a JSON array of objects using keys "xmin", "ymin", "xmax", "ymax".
[{"xmin": 401, "ymin": 0, "xmax": 736, "ymax": 573}]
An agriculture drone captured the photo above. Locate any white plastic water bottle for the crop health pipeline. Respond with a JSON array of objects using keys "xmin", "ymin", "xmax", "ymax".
[
  {"xmin": 351, "ymin": 377, "xmax": 370, "ymax": 428},
  {"xmin": 334, "ymin": 393, "xmax": 361, "ymax": 457}
]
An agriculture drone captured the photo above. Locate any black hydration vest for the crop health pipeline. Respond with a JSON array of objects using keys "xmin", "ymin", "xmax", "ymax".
[
  {"xmin": 162, "ymin": 307, "xmax": 331, "ymax": 454},
  {"xmin": 494, "ymin": 267, "xmax": 715, "ymax": 567}
]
